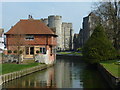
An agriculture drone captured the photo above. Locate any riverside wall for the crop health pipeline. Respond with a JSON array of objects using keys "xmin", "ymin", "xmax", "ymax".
[
  {"xmin": 56, "ymin": 54, "xmax": 82, "ymax": 59},
  {"xmin": 0, "ymin": 64, "xmax": 53, "ymax": 84},
  {"xmin": 97, "ymin": 64, "xmax": 120, "ymax": 89}
]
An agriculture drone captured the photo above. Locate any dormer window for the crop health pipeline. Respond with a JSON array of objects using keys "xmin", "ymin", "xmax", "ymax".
[{"xmin": 25, "ymin": 35, "xmax": 34, "ymax": 40}]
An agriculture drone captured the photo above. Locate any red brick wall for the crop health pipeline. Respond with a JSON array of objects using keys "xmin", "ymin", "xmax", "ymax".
[
  {"xmin": 6, "ymin": 35, "xmax": 57, "ymax": 45},
  {"xmin": 6, "ymin": 34, "xmax": 57, "ymax": 53}
]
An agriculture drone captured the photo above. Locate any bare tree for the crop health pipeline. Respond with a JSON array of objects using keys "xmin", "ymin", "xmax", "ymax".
[
  {"xmin": 93, "ymin": 0, "xmax": 120, "ymax": 51},
  {"xmin": 12, "ymin": 28, "xmax": 26, "ymax": 64},
  {"xmin": 14, "ymin": 34, "xmax": 25, "ymax": 64}
]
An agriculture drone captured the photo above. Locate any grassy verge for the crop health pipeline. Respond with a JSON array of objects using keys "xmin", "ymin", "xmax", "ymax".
[
  {"xmin": 100, "ymin": 60, "xmax": 120, "ymax": 78},
  {"xmin": 57, "ymin": 52, "xmax": 82, "ymax": 56},
  {"xmin": 1, "ymin": 63, "xmax": 42, "ymax": 74}
]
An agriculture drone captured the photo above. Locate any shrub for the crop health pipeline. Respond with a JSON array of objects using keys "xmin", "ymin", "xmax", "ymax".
[
  {"xmin": 36, "ymin": 50, "xmax": 39, "ymax": 54},
  {"xmin": 19, "ymin": 50, "xmax": 23, "ymax": 54},
  {"xmin": 77, "ymin": 48, "xmax": 82, "ymax": 52},
  {"xmin": 82, "ymin": 25, "xmax": 117, "ymax": 64},
  {"xmin": 8, "ymin": 50, "xmax": 12, "ymax": 54},
  {"xmin": 14, "ymin": 50, "xmax": 17, "ymax": 54}
]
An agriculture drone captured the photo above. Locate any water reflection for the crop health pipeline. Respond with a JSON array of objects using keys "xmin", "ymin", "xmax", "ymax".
[{"xmin": 2, "ymin": 58, "xmax": 110, "ymax": 88}]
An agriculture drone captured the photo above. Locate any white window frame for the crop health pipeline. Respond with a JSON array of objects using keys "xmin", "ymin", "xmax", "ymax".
[
  {"xmin": 40, "ymin": 47, "xmax": 46, "ymax": 54},
  {"xmin": 25, "ymin": 35, "xmax": 34, "ymax": 40}
]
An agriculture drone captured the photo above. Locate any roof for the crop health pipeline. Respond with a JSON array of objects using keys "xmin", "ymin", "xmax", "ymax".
[{"xmin": 5, "ymin": 19, "xmax": 56, "ymax": 35}]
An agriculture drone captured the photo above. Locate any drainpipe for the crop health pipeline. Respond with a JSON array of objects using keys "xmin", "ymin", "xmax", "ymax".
[{"xmin": 46, "ymin": 36, "xmax": 48, "ymax": 62}]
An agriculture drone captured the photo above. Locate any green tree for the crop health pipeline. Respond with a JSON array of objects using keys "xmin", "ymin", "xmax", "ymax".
[{"xmin": 82, "ymin": 25, "xmax": 117, "ymax": 64}]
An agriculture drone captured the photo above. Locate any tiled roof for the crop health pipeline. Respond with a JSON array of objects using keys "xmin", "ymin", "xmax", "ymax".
[{"xmin": 5, "ymin": 19, "xmax": 55, "ymax": 35}]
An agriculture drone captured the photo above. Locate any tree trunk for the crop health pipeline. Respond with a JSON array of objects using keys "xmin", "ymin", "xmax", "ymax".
[{"xmin": 17, "ymin": 46, "xmax": 21, "ymax": 64}]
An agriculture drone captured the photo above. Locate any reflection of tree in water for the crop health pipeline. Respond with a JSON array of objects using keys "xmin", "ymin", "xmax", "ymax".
[{"xmin": 82, "ymin": 65, "xmax": 110, "ymax": 88}]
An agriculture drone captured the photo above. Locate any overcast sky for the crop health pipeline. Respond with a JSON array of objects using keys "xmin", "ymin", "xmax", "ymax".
[{"xmin": 1, "ymin": 2, "xmax": 94, "ymax": 33}]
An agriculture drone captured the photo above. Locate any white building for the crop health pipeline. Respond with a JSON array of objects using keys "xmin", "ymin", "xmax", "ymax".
[{"xmin": 0, "ymin": 29, "xmax": 4, "ymax": 53}]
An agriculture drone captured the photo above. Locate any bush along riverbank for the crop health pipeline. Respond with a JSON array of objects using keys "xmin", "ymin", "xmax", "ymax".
[
  {"xmin": 82, "ymin": 25, "xmax": 120, "ymax": 89},
  {"xmin": 0, "ymin": 63, "xmax": 53, "ymax": 84}
]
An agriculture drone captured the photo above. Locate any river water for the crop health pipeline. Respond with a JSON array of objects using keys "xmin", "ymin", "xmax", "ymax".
[{"xmin": 2, "ymin": 56, "xmax": 110, "ymax": 88}]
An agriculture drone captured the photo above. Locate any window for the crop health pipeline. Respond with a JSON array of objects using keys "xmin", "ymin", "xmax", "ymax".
[
  {"xmin": 25, "ymin": 35, "xmax": 34, "ymax": 40},
  {"xmin": 40, "ymin": 47, "xmax": 46, "ymax": 54},
  {"xmin": 26, "ymin": 47, "xmax": 29, "ymax": 55}
]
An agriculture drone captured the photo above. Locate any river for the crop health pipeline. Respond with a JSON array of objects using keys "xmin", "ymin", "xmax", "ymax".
[{"xmin": 2, "ymin": 56, "xmax": 110, "ymax": 88}]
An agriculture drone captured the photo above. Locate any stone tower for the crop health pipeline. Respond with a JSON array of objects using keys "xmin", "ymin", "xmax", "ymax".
[
  {"xmin": 62, "ymin": 23, "xmax": 73, "ymax": 50},
  {"xmin": 41, "ymin": 18, "xmax": 48, "ymax": 26},
  {"xmin": 41, "ymin": 15, "xmax": 74, "ymax": 51},
  {"xmin": 48, "ymin": 15, "xmax": 62, "ymax": 50}
]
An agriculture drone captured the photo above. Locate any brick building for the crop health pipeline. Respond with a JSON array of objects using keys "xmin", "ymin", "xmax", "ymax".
[{"xmin": 5, "ymin": 16, "xmax": 57, "ymax": 63}]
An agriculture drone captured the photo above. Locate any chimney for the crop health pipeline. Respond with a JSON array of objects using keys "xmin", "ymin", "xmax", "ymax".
[
  {"xmin": 11, "ymin": 26, "xmax": 13, "ymax": 28},
  {"xmin": 28, "ymin": 15, "xmax": 31, "ymax": 19},
  {"xmin": 28, "ymin": 15, "xmax": 33, "ymax": 19}
]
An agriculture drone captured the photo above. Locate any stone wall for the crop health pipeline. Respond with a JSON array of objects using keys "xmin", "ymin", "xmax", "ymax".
[
  {"xmin": 76, "ymin": 12, "xmax": 99, "ymax": 49},
  {"xmin": 97, "ymin": 64, "xmax": 120, "ymax": 89}
]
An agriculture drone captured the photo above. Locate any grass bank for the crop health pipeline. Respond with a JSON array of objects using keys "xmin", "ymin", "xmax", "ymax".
[
  {"xmin": 1, "ymin": 63, "xmax": 42, "ymax": 74},
  {"xmin": 57, "ymin": 52, "xmax": 82, "ymax": 56},
  {"xmin": 100, "ymin": 60, "xmax": 120, "ymax": 78}
]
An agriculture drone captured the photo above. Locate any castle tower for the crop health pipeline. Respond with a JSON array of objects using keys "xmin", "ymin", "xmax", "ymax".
[
  {"xmin": 48, "ymin": 15, "xmax": 62, "ymax": 50},
  {"xmin": 62, "ymin": 23, "xmax": 73, "ymax": 50},
  {"xmin": 41, "ymin": 18, "xmax": 48, "ymax": 26}
]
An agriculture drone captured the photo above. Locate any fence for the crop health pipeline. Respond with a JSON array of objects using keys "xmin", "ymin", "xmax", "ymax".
[{"xmin": 1, "ymin": 64, "xmax": 53, "ymax": 84}]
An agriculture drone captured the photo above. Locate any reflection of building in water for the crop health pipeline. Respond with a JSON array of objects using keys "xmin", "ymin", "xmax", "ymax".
[
  {"xmin": 55, "ymin": 60, "xmax": 72, "ymax": 88},
  {"xmin": 25, "ymin": 67, "xmax": 56, "ymax": 88},
  {"xmin": 2, "ymin": 67, "xmax": 56, "ymax": 88}
]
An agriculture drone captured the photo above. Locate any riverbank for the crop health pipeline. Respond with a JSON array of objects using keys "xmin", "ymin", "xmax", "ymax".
[
  {"xmin": 1, "ymin": 63, "xmax": 42, "ymax": 74},
  {"xmin": 57, "ymin": 51, "xmax": 82, "ymax": 56},
  {"xmin": 98, "ymin": 60, "xmax": 120, "ymax": 89},
  {"xmin": 100, "ymin": 60, "xmax": 120, "ymax": 78},
  {"xmin": 97, "ymin": 64, "xmax": 120, "ymax": 89},
  {"xmin": 0, "ymin": 63, "xmax": 53, "ymax": 84},
  {"xmin": 57, "ymin": 53, "xmax": 82, "ymax": 60}
]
